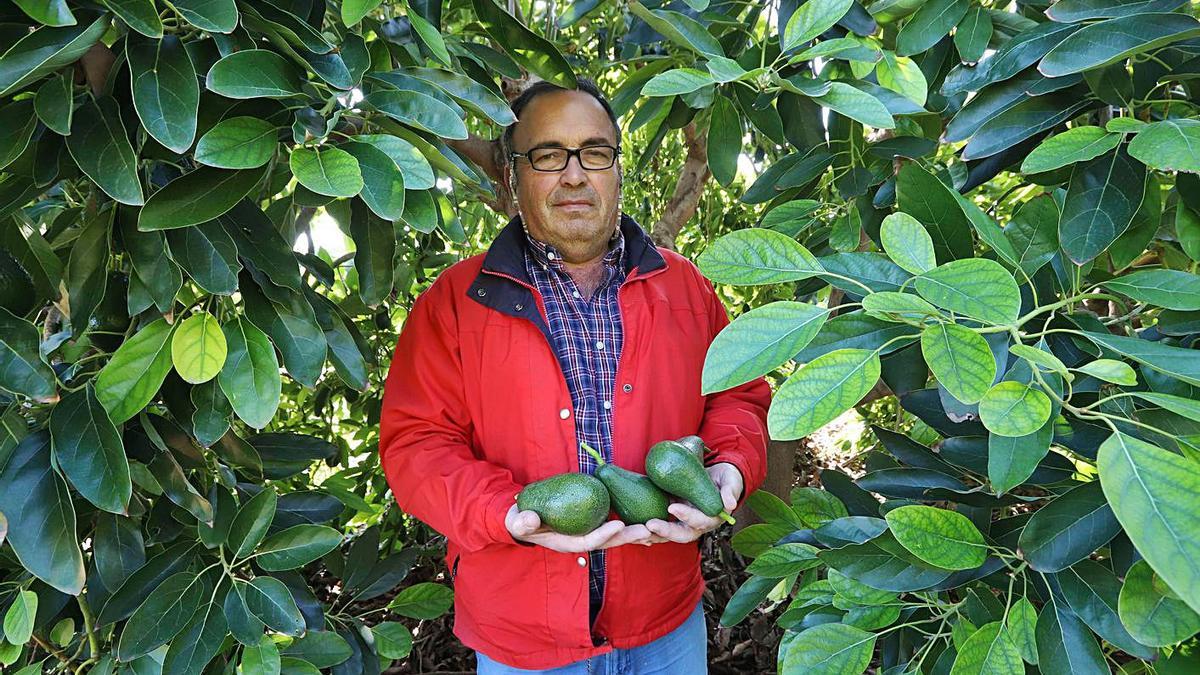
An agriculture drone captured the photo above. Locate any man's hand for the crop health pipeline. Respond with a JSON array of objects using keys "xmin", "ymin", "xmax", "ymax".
[
  {"xmin": 505, "ymin": 505, "xmax": 666, "ymax": 552},
  {"xmin": 644, "ymin": 462, "xmax": 744, "ymax": 544}
]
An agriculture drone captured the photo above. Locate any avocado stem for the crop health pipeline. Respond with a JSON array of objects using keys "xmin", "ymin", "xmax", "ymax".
[
  {"xmin": 580, "ymin": 441, "xmax": 607, "ymax": 466},
  {"xmin": 719, "ymin": 511, "xmax": 736, "ymax": 525}
]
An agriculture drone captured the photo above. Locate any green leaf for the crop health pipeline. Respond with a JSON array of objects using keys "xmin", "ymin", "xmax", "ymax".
[
  {"xmin": 163, "ymin": 581, "xmax": 229, "ymax": 675},
  {"xmin": 256, "ymin": 524, "xmax": 342, "ymax": 571},
  {"xmin": 116, "ymin": 571, "xmax": 208, "ymax": 661},
  {"xmin": 223, "ymin": 578, "xmax": 265, "ymax": 645},
  {"xmin": 165, "ymin": 221, "xmax": 242, "ymax": 295},
  {"xmin": 0, "ymin": 15, "xmax": 108, "ymax": 98},
  {"xmin": 1081, "ymin": 330, "xmax": 1200, "ymax": 387},
  {"xmin": 227, "ymin": 487, "xmax": 277, "ymax": 559},
  {"xmin": 896, "ymin": 163, "xmax": 975, "ymax": 262},
  {"xmin": 128, "ymin": 34, "xmax": 198, "ymax": 153},
  {"xmin": 0, "ymin": 101, "xmax": 37, "ymax": 172},
  {"xmin": 1039, "ymin": 13, "xmax": 1200, "ymax": 77},
  {"xmin": 34, "ymin": 71, "xmax": 73, "ymax": 134},
  {"xmin": 205, "ymin": 50, "xmax": 304, "ymax": 98},
  {"xmin": 1076, "ymin": 358, "xmax": 1137, "ymax": 385},
  {"xmin": 819, "ymin": 253, "xmax": 910, "ymax": 293},
  {"xmin": 1129, "ymin": 119, "xmax": 1200, "ymax": 174},
  {"xmin": 0, "ymin": 306, "xmax": 57, "ymax": 399},
  {"xmin": 811, "ymin": 82, "xmax": 895, "ymax": 129},
  {"xmin": 897, "ymin": 0, "xmax": 969, "ymax": 57},
  {"xmin": 408, "ymin": 10, "xmax": 451, "ymax": 67},
  {"xmin": 702, "ymin": 301, "xmax": 828, "ymax": 394},
  {"xmin": 989, "ymin": 420, "xmax": 1053, "ymax": 495},
  {"xmin": 745, "ymin": 543, "xmax": 822, "ymax": 577},
  {"xmin": 372, "ymin": 622, "xmax": 413, "ymax": 660},
  {"xmin": 1099, "ymin": 432, "xmax": 1200, "ymax": 615},
  {"xmin": 641, "ymin": 68, "xmax": 714, "ymax": 96},
  {"xmin": 778, "ymin": 623, "xmax": 877, "ymax": 673},
  {"xmin": 217, "ymin": 317, "xmax": 280, "ymax": 430},
  {"xmin": 289, "ymin": 146, "xmax": 363, "ymax": 198},
  {"xmin": 353, "ymin": 134, "xmax": 435, "ymax": 190},
  {"xmin": 886, "ymin": 504, "xmax": 987, "ymax": 570},
  {"xmin": 13, "ymin": 0, "xmax": 75, "ymax": 26},
  {"xmin": 148, "ymin": 450, "xmax": 213, "ymax": 523},
  {"xmin": 876, "ymin": 52, "xmax": 928, "ymax": 106},
  {"xmin": 364, "ymin": 89, "xmax": 468, "ymax": 140},
  {"xmin": 1035, "ymin": 597, "xmax": 1107, "ymax": 675},
  {"xmin": 1118, "ymin": 559, "xmax": 1200, "ymax": 647},
  {"xmin": 95, "ymin": 319, "xmax": 177, "ymax": 425},
  {"xmin": 962, "ymin": 93, "xmax": 1092, "ymax": 161},
  {"xmin": 101, "ymin": 0, "xmax": 162, "ymax": 37},
  {"xmin": 195, "ymin": 117, "xmax": 278, "ymax": 169},
  {"xmin": 950, "ymin": 621, "xmax": 1024, "ymax": 675},
  {"xmin": 65, "ymin": 96, "xmax": 144, "ymax": 205},
  {"xmin": 171, "ymin": 311, "xmax": 227, "ymax": 384},
  {"xmin": 1047, "ymin": 0, "xmax": 1189, "ymax": 21},
  {"xmin": 341, "ymin": 0, "xmax": 380, "ymax": 25},
  {"xmin": 389, "ymin": 582, "xmax": 454, "ymax": 620},
  {"xmin": 1007, "ymin": 597, "xmax": 1039, "ymax": 665},
  {"xmin": 120, "ymin": 217, "xmax": 181, "ymax": 313},
  {"xmin": 915, "ymin": 259, "xmax": 1021, "ymax": 326},
  {"xmin": 707, "ymin": 95, "xmax": 740, "ymax": 187},
  {"xmin": 242, "ymin": 576, "xmax": 305, "ymax": 636},
  {"xmin": 470, "ymin": 0, "xmax": 576, "ymax": 87},
  {"xmin": 862, "ymin": 292, "xmax": 941, "ymax": 322},
  {"xmin": 791, "ymin": 487, "xmax": 850, "ymax": 528},
  {"xmin": 880, "ymin": 212, "xmax": 936, "ymax": 275},
  {"xmin": 954, "ymin": 7, "xmax": 992, "ymax": 63},
  {"xmin": 1058, "ymin": 560, "xmax": 1155, "ymax": 660},
  {"xmin": 342, "ymin": 142, "xmax": 405, "ymax": 221},
  {"xmin": 781, "ymin": 0, "xmax": 854, "ymax": 52},
  {"xmin": 2, "ymin": 590, "xmax": 36, "ymax": 645},
  {"xmin": 629, "ymin": 1, "xmax": 725, "ymax": 57},
  {"xmin": 1019, "ymin": 480, "xmax": 1118, "ymax": 572},
  {"xmin": 173, "ymin": 0, "xmax": 237, "ymax": 32},
  {"xmin": 282, "ymin": 631, "xmax": 354, "ymax": 667},
  {"xmin": 49, "ymin": 385, "xmax": 131, "ymax": 514},
  {"xmin": 241, "ymin": 634, "xmax": 281, "ymax": 675},
  {"xmin": 1104, "ymin": 269, "xmax": 1200, "ymax": 310},
  {"xmin": 1004, "ymin": 195, "xmax": 1059, "ymax": 278},
  {"xmin": 1020, "ymin": 127, "xmax": 1121, "ymax": 175},
  {"xmin": 921, "ymin": 323, "xmax": 995, "ymax": 404},
  {"xmin": 239, "ymin": 279, "xmax": 326, "ymax": 388},
  {"xmin": 1009, "ymin": 344, "xmax": 1070, "ymax": 382},
  {"xmin": 769, "ymin": 348, "xmax": 881, "ymax": 440},
  {"xmin": 979, "ymin": 381, "xmax": 1052, "ymax": 437},
  {"xmin": 139, "ymin": 166, "xmax": 268, "ymax": 231},
  {"xmin": 1132, "ymin": 391, "xmax": 1200, "ymax": 422},
  {"xmin": 697, "ymin": 228, "xmax": 824, "ymax": 285}
]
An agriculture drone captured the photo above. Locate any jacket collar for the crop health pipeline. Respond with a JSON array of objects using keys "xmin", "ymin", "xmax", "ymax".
[{"xmin": 480, "ymin": 212, "xmax": 666, "ymax": 285}]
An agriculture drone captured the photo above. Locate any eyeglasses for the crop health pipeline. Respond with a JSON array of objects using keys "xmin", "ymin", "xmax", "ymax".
[{"xmin": 510, "ymin": 145, "xmax": 621, "ymax": 172}]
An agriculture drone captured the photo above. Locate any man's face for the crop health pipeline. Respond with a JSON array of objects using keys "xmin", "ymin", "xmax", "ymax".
[{"xmin": 507, "ymin": 90, "xmax": 621, "ymax": 258}]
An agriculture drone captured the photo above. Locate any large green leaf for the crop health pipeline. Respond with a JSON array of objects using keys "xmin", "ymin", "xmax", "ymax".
[
  {"xmin": 227, "ymin": 487, "xmax": 277, "ymax": 559},
  {"xmin": 886, "ymin": 504, "xmax": 987, "ymax": 570},
  {"xmin": 219, "ymin": 317, "xmax": 281, "ymax": 430},
  {"xmin": 2, "ymin": 589, "xmax": 36, "ymax": 646},
  {"xmin": 1004, "ymin": 195, "xmax": 1059, "ymax": 278},
  {"xmin": 0, "ymin": 306, "xmax": 57, "ymax": 399},
  {"xmin": 921, "ymin": 323, "xmax": 995, "ymax": 405},
  {"xmin": 348, "ymin": 199, "xmax": 395, "ymax": 307},
  {"xmin": 1058, "ymin": 560, "xmax": 1155, "ymax": 659},
  {"xmin": 896, "ymin": 163, "xmax": 974, "ymax": 262},
  {"xmin": 219, "ymin": 200, "xmax": 302, "ymax": 291},
  {"xmin": 94, "ymin": 318, "xmax": 177, "ymax": 424},
  {"xmin": 862, "ymin": 292, "xmax": 941, "ymax": 322},
  {"xmin": 630, "ymin": 1, "xmax": 725, "ymax": 57},
  {"xmin": 781, "ymin": 0, "xmax": 854, "ymax": 52},
  {"xmin": 1018, "ymin": 480, "xmax": 1119, "ymax": 572},
  {"xmin": 950, "ymin": 621, "xmax": 1023, "ymax": 675},
  {"xmin": 171, "ymin": 311, "xmax": 227, "ymax": 384},
  {"xmin": 471, "ymin": 0, "xmax": 576, "ymax": 87},
  {"xmin": 1039, "ymin": 13, "xmax": 1200, "ymax": 77},
  {"xmin": 33, "ymin": 70, "xmax": 73, "ymax": 135},
  {"xmin": 101, "ymin": 0, "xmax": 162, "ymax": 37},
  {"xmin": 811, "ymin": 82, "xmax": 895, "ymax": 129},
  {"xmin": 962, "ymin": 93, "xmax": 1092, "ymax": 161},
  {"xmin": 1081, "ymin": 330, "xmax": 1200, "ymax": 387},
  {"xmin": 139, "ymin": 165, "xmax": 267, "ymax": 231},
  {"xmin": 289, "ymin": 146, "xmax": 363, "ymax": 198},
  {"xmin": 0, "ymin": 15, "xmax": 108, "ymax": 97},
  {"xmin": 1128, "ymin": 119, "xmax": 1200, "ymax": 174},
  {"xmin": 1103, "ymin": 269, "xmax": 1200, "ymax": 310},
  {"xmin": 1046, "ymin": 0, "xmax": 1189, "ymax": 21},
  {"xmin": 702, "ymin": 301, "xmax": 828, "ymax": 394},
  {"xmin": 128, "ymin": 34, "xmax": 198, "ymax": 153},
  {"xmin": 205, "ymin": 50, "xmax": 303, "ymax": 98},
  {"xmin": 49, "ymin": 385, "xmax": 131, "ymax": 514},
  {"xmin": 163, "ymin": 581, "xmax": 229, "ymax": 675},
  {"xmin": 697, "ymin": 228, "xmax": 824, "ymax": 285},
  {"xmin": 1117, "ymin": 559, "xmax": 1200, "ymax": 647},
  {"xmin": 403, "ymin": 67, "xmax": 516, "ymax": 126},
  {"xmin": 0, "ymin": 432, "xmax": 85, "ymax": 595},
  {"xmin": 342, "ymin": 142, "xmax": 405, "ymax": 220},
  {"xmin": 0, "ymin": 101, "xmax": 37, "ymax": 172},
  {"xmin": 880, "ymin": 212, "xmax": 936, "ymax": 275},
  {"xmin": 778, "ymin": 623, "xmax": 877, "ymax": 673},
  {"xmin": 165, "ymin": 221, "xmax": 242, "ymax": 295},
  {"xmin": 796, "ymin": 311, "xmax": 918, "ymax": 361},
  {"xmin": 1099, "ymin": 432, "xmax": 1200, "ymax": 615},
  {"xmin": 120, "ymin": 216, "xmax": 181, "ymax": 313},
  {"xmin": 818, "ymin": 253, "xmax": 910, "ymax": 294},
  {"xmin": 1020, "ymin": 127, "xmax": 1121, "ymax": 174},
  {"xmin": 65, "ymin": 96, "xmax": 144, "ymax": 205},
  {"xmin": 364, "ymin": 89, "xmax": 468, "ymax": 140},
  {"xmin": 147, "ymin": 450, "xmax": 213, "ymax": 523},
  {"xmin": 707, "ymin": 95, "xmax": 740, "ymax": 187},
  {"xmin": 988, "ymin": 420, "xmax": 1053, "ymax": 496},
  {"xmin": 876, "ymin": 52, "xmax": 928, "ymax": 106},
  {"xmin": 195, "ymin": 117, "xmax": 278, "ymax": 169},
  {"xmin": 769, "ymin": 348, "xmax": 881, "ymax": 440},
  {"xmin": 914, "ymin": 259, "xmax": 1021, "ymax": 326},
  {"xmin": 13, "ymin": 0, "xmax": 75, "ymax": 26},
  {"xmin": 954, "ymin": 6, "xmax": 992, "ymax": 64},
  {"xmin": 242, "ymin": 576, "xmax": 305, "ymax": 636},
  {"xmin": 255, "ymin": 524, "xmax": 342, "ymax": 571},
  {"xmin": 240, "ymin": 278, "xmax": 326, "ymax": 388},
  {"xmin": 897, "ymin": 0, "xmax": 969, "ymax": 56},
  {"xmin": 116, "ymin": 571, "xmax": 211, "ymax": 661},
  {"xmin": 642, "ymin": 69, "xmax": 714, "ymax": 96},
  {"xmin": 979, "ymin": 381, "xmax": 1051, "ymax": 437},
  {"xmin": 353, "ymin": 134, "xmax": 435, "ymax": 190},
  {"xmin": 1034, "ymin": 598, "xmax": 1107, "ymax": 675},
  {"xmin": 173, "ymin": 0, "xmax": 237, "ymax": 32}
]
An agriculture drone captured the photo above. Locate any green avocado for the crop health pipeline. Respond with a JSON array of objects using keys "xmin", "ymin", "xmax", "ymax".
[
  {"xmin": 581, "ymin": 442, "xmax": 670, "ymax": 524},
  {"xmin": 674, "ymin": 435, "xmax": 708, "ymax": 459},
  {"xmin": 516, "ymin": 472, "xmax": 610, "ymax": 535},
  {"xmin": 645, "ymin": 440, "xmax": 735, "ymax": 525}
]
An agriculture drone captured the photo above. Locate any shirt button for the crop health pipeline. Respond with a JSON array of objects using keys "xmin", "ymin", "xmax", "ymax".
[
  {"xmin": 514, "ymin": 302, "xmax": 524, "ymax": 311},
  {"xmin": 572, "ymin": 290, "xmax": 581, "ymax": 298},
  {"xmin": 476, "ymin": 288, "xmax": 486, "ymax": 297},
  {"xmin": 577, "ymin": 556, "xmax": 587, "ymax": 566},
  {"xmin": 560, "ymin": 408, "xmax": 571, "ymax": 419},
  {"xmin": 547, "ymin": 251, "xmax": 556, "ymax": 260},
  {"xmin": 603, "ymin": 400, "xmax": 611, "ymax": 410},
  {"xmin": 623, "ymin": 383, "xmax": 633, "ymax": 393},
  {"xmin": 595, "ymin": 340, "xmax": 605, "ymax": 350}
]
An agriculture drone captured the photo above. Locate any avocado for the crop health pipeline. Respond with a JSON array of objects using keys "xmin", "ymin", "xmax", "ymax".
[
  {"xmin": 581, "ymin": 442, "xmax": 670, "ymax": 524},
  {"xmin": 645, "ymin": 440, "xmax": 735, "ymax": 525},
  {"xmin": 675, "ymin": 435, "xmax": 708, "ymax": 459},
  {"xmin": 516, "ymin": 472, "xmax": 610, "ymax": 535}
]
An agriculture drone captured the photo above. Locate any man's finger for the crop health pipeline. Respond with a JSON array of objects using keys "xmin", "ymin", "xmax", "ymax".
[
  {"xmin": 720, "ymin": 486, "xmax": 738, "ymax": 513},
  {"xmin": 668, "ymin": 503, "xmax": 720, "ymax": 531},
  {"xmin": 582, "ymin": 520, "xmax": 626, "ymax": 549},
  {"xmin": 645, "ymin": 519, "xmax": 698, "ymax": 543}
]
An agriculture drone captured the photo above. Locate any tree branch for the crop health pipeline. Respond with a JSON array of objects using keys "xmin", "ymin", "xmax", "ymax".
[{"xmin": 650, "ymin": 121, "xmax": 711, "ymax": 251}]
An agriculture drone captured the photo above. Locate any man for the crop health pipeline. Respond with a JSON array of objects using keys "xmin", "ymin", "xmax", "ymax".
[{"xmin": 379, "ymin": 77, "xmax": 770, "ymax": 673}]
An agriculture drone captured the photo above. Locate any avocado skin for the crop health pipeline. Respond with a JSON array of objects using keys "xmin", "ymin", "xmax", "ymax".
[
  {"xmin": 516, "ymin": 473, "xmax": 610, "ymax": 535},
  {"xmin": 645, "ymin": 440, "xmax": 726, "ymax": 518},
  {"xmin": 675, "ymin": 435, "xmax": 707, "ymax": 459},
  {"xmin": 595, "ymin": 463, "xmax": 671, "ymax": 524}
]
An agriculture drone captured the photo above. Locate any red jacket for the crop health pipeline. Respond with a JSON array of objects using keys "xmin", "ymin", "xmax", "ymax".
[{"xmin": 379, "ymin": 214, "xmax": 770, "ymax": 669}]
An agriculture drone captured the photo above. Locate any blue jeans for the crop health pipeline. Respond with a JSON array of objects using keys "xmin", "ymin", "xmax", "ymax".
[{"xmin": 474, "ymin": 600, "xmax": 707, "ymax": 674}]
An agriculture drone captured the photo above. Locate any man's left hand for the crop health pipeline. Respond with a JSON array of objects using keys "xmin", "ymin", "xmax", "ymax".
[{"xmin": 644, "ymin": 462, "xmax": 743, "ymax": 544}]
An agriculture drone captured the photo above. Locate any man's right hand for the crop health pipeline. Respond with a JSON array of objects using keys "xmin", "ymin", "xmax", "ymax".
[{"xmin": 505, "ymin": 504, "xmax": 665, "ymax": 552}]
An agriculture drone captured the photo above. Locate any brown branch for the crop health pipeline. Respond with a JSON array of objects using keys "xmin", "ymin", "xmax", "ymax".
[
  {"xmin": 76, "ymin": 43, "xmax": 115, "ymax": 96},
  {"xmin": 650, "ymin": 121, "xmax": 711, "ymax": 251}
]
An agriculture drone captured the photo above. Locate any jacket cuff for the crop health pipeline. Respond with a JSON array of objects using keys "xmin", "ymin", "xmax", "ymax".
[
  {"xmin": 486, "ymin": 487, "xmax": 523, "ymax": 546},
  {"xmin": 708, "ymin": 453, "xmax": 753, "ymax": 513}
]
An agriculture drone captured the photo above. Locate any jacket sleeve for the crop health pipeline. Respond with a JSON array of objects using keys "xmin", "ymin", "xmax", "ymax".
[
  {"xmin": 378, "ymin": 281, "xmax": 524, "ymax": 553},
  {"xmin": 693, "ymin": 269, "xmax": 771, "ymax": 510}
]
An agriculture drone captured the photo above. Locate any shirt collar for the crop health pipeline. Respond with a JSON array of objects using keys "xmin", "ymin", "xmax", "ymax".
[{"xmin": 523, "ymin": 221, "xmax": 626, "ymax": 274}]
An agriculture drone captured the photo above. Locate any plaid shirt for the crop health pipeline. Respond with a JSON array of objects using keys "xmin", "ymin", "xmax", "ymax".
[{"xmin": 523, "ymin": 223, "xmax": 626, "ymax": 626}]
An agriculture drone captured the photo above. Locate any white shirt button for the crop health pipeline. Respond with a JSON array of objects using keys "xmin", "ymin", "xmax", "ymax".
[
  {"xmin": 577, "ymin": 556, "xmax": 587, "ymax": 566},
  {"xmin": 595, "ymin": 340, "xmax": 605, "ymax": 350},
  {"xmin": 559, "ymin": 408, "xmax": 571, "ymax": 419},
  {"xmin": 603, "ymin": 400, "xmax": 611, "ymax": 410},
  {"xmin": 572, "ymin": 290, "xmax": 581, "ymax": 298},
  {"xmin": 547, "ymin": 251, "xmax": 556, "ymax": 260}
]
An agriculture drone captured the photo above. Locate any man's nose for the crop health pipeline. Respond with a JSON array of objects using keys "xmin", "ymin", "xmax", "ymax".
[{"xmin": 559, "ymin": 154, "xmax": 588, "ymax": 186}]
